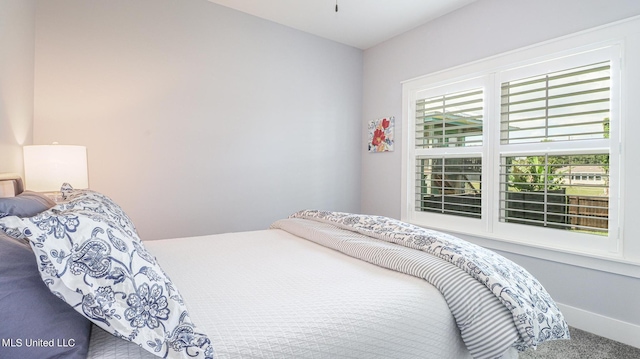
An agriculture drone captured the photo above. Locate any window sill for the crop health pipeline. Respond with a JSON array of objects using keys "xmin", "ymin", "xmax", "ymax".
[{"xmin": 417, "ymin": 222, "xmax": 640, "ymax": 279}]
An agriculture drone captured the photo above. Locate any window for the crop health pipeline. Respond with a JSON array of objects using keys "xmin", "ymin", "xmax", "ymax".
[
  {"xmin": 402, "ymin": 41, "xmax": 622, "ymax": 258},
  {"xmin": 498, "ymin": 59, "xmax": 612, "ymax": 237},
  {"xmin": 415, "ymin": 88, "xmax": 484, "ymax": 219}
]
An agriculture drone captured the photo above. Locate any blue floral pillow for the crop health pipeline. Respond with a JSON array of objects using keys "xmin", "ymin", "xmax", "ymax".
[{"xmin": 0, "ymin": 185, "xmax": 214, "ymax": 359}]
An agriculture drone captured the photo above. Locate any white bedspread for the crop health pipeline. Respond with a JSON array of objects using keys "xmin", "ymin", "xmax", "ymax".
[
  {"xmin": 86, "ymin": 230, "xmax": 478, "ymax": 359},
  {"xmin": 281, "ymin": 210, "xmax": 569, "ymax": 353}
]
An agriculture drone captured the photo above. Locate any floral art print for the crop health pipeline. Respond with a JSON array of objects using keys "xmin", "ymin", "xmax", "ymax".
[{"xmin": 368, "ymin": 116, "xmax": 394, "ymax": 152}]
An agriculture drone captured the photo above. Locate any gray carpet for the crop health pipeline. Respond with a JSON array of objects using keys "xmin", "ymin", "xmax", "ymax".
[{"xmin": 518, "ymin": 327, "xmax": 640, "ymax": 359}]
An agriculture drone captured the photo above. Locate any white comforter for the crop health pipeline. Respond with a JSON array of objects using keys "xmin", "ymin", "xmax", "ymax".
[
  {"xmin": 281, "ymin": 210, "xmax": 569, "ymax": 354},
  {"xmin": 87, "ymin": 229, "xmax": 487, "ymax": 359}
]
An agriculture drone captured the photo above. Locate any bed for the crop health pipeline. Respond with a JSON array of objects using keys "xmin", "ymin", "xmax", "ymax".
[{"xmin": 0, "ymin": 174, "xmax": 570, "ymax": 359}]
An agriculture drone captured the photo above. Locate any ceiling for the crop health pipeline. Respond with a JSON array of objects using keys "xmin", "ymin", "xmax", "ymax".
[{"xmin": 207, "ymin": 0, "xmax": 476, "ymax": 50}]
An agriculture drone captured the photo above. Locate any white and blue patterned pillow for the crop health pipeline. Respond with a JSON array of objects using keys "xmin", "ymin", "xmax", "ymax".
[{"xmin": 0, "ymin": 184, "xmax": 214, "ymax": 359}]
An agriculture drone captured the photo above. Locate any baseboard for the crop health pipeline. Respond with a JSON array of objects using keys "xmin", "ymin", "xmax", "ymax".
[{"xmin": 558, "ymin": 303, "xmax": 640, "ymax": 349}]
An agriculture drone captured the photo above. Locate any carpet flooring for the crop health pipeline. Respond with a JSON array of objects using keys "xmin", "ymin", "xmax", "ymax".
[{"xmin": 518, "ymin": 327, "xmax": 640, "ymax": 359}]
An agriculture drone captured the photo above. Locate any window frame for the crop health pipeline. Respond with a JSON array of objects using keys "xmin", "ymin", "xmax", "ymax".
[
  {"xmin": 490, "ymin": 46, "xmax": 621, "ymax": 255},
  {"xmin": 406, "ymin": 75, "xmax": 491, "ymax": 234},
  {"xmin": 401, "ymin": 21, "xmax": 633, "ymax": 268}
]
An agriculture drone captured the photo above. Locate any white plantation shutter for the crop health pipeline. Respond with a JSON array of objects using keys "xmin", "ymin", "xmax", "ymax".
[
  {"xmin": 399, "ymin": 13, "xmax": 640, "ymax": 274},
  {"xmin": 497, "ymin": 56, "xmax": 613, "ymax": 236},
  {"xmin": 413, "ymin": 87, "xmax": 484, "ymax": 219},
  {"xmin": 499, "ymin": 154, "xmax": 609, "ymax": 234},
  {"xmin": 415, "ymin": 89, "xmax": 483, "ymax": 148},
  {"xmin": 415, "ymin": 156, "xmax": 482, "ymax": 218},
  {"xmin": 403, "ymin": 35, "xmax": 624, "ymax": 259},
  {"xmin": 500, "ymin": 62, "xmax": 610, "ymax": 144}
]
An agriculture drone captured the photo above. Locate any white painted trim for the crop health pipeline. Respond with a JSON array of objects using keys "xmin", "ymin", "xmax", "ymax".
[
  {"xmin": 558, "ymin": 302, "xmax": 640, "ymax": 349},
  {"xmin": 453, "ymin": 230, "xmax": 640, "ymax": 278}
]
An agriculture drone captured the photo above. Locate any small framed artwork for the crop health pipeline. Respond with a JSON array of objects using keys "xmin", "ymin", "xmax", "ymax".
[{"xmin": 368, "ymin": 116, "xmax": 394, "ymax": 152}]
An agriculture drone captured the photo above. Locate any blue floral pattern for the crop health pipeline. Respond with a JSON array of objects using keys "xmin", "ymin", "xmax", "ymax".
[
  {"xmin": 0, "ymin": 185, "xmax": 214, "ymax": 359},
  {"xmin": 289, "ymin": 210, "xmax": 570, "ymax": 351},
  {"xmin": 125, "ymin": 283, "xmax": 170, "ymax": 329}
]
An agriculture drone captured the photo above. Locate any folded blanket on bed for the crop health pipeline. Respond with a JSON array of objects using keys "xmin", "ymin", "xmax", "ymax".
[{"xmin": 272, "ymin": 210, "xmax": 570, "ymax": 358}]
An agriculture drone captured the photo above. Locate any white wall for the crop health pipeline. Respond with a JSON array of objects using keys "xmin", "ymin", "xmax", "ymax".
[
  {"xmin": 361, "ymin": 0, "xmax": 640, "ymax": 346},
  {"xmin": 0, "ymin": 0, "xmax": 35, "ymax": 173},
  {"xmin": 33, "ymin": 0, "xmax": 363, "ymax": 240}
]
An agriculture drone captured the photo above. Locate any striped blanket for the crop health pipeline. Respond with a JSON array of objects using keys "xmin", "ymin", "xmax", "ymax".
[{"xmin": 271, "ymin": 210, "xmax": 570, "ymax": 358}]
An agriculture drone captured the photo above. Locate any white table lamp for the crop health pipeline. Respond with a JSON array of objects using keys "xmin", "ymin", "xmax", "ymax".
[{"xmin": 23, "ymin": 144, "xmax": 89, "ymax": 193}]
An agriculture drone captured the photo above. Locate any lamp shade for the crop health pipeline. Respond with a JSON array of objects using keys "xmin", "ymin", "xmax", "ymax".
[{"xmin": 23, "ymin": 145, "xmax": 89, "ymax": 192}]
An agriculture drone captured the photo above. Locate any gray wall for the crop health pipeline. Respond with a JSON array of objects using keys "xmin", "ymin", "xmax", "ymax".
[
  {"xmin": 0, "ymin": 0, "xmax": 35, "ymax": 173},
  {"xmin": 361, "ymin": 0, "xmax": 640, "ymax": 340},
  {"xmin": 33, "ymin": 0, "xmax": 363, "ymax": 240}
]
